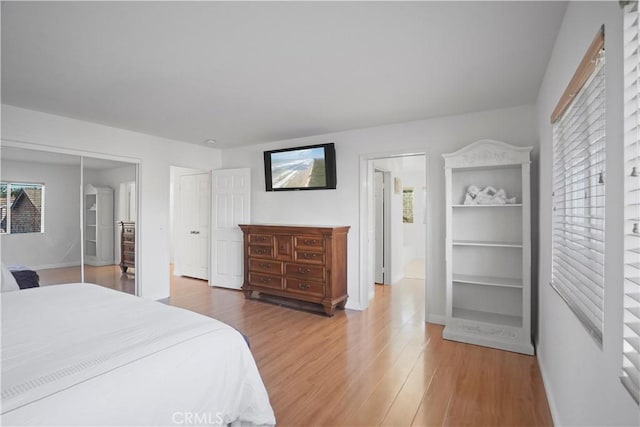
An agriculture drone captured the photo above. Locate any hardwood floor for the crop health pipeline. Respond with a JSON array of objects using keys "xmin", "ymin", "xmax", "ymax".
[
  {"xmin": 38, "ymin": 264, "xmax": 135, "ymax": 294},
  {"xmin": 169, "ymin": 275, "xmax": 553, "ymax": 426}
]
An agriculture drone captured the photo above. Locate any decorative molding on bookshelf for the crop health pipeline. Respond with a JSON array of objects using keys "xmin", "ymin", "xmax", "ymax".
[{"xmin": 442, "ymin": 139, "xmax": 532, "ymax": 169}]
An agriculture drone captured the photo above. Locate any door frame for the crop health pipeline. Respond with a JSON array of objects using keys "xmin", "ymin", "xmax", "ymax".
[
  {"xmin": 359, "ymin": 150, "xmax": 431, "ymax": 319},
  {"xmin": 373, "ymin": 168, "xmax": 392, "ymax": 288}
]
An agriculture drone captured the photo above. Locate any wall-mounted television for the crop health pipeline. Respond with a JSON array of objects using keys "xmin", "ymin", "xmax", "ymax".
[{"xmin": 264, "ymin": 143, "xmax": 337, "ymax": 191}]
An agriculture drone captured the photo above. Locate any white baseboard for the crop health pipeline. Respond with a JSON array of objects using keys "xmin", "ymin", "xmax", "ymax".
[
  {"xmin": 426, "ymin": 313, "xmax": 446, "ymax": 325},
  {"xmin": 536, "ymin": 345, "xmax": 561, "ymax": 427},
  {"xmin": 345, "ymin": 300, "xmax": 363, "ymax": 311},
  {"xmin": 28, "ymin": 262, "xmax": 81, "ymax": 271}
]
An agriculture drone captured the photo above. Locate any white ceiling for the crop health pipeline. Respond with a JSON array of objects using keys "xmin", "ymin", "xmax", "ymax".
[{"xmin": 1, "ymin": 1, "xmax": 567, "ymax": 149}]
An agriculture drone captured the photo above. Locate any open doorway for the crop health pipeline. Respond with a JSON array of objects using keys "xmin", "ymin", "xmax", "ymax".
[
  {"xmin": 360, "ymin": 152, "xmax": 428, "ymax": 315},
  {"xmin": 170, "ymin": 166, "xmax": 210, "ymax": 281},
  {"xmin": 398, "ymin": 155, "xmax": 426, "ymax": 282}
]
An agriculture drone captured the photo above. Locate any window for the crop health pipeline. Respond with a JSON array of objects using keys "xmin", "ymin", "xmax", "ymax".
[
  {"xmin": 403, "ymin": 188, "xmax": 414, "ymax": 223},
  {"xmin": 551, "ymin": 28, "xmax": 606, "ymax": 345},
  {"xmin": 0, "ymin": 182, "xmax": 45, "ymax": 234},
  {"xmin": 622, "ymin": 0, "xmax": 639, "ymax": 405}
]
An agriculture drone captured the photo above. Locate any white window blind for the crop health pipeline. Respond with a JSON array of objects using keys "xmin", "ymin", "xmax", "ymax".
[
  {"xmin": 622, "ymin": 0, "xmax": 640, "ymax": 405},
  {"xmin": 552, "ymin": 44, "xmax": 606, "ymax": 345}
]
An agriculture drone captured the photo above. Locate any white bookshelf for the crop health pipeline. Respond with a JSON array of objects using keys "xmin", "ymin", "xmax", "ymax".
[
  {"xmin": 84, "ymin": 185, "xmax": 114, "ymax": 267},
  {"xmin": 443, "ymin": 140, "xmax": 534, "ymax": 355},
  {"xmin": 452, "ymin": 274, "xmax": 522, "ymax": 289},
  {"xmin": 452, "ymin": 204, "xmax": 523, "ymax": 208}
]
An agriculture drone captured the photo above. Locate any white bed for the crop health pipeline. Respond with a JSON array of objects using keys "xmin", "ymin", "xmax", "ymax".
[{"xmin": 1, "ymin": 283, "xmax": 276, "ymax": 426}]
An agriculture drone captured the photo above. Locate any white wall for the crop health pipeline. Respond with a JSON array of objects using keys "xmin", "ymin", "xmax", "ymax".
[
  {"xmin": 536, "ymin": 1, "xmax": 639, "ymax": 425},
  {"xmin": 1, "ymin": 159, "xmax": 81, "ymax": 269},
  {"xmin": 1, "ymin": 104, "xmax": 222, "ymax": 299},
  {"xmin": 222, "ymin": 104, "xmax": 538, "ymax": 317}
]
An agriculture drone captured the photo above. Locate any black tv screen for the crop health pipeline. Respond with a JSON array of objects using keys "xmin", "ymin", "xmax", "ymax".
[{"xmin": 264, "ymin": 143, "xmax": 337, "ymax": 191}]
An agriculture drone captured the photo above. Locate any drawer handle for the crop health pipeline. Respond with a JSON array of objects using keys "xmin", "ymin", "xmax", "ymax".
[
  {"xmin": 256, "ymin": 236, "xmax": 267, "ymax": 242},
  {"xmin": 301, "ymin": 253, "xmax": 317, "ymax": 259},
  {"xmin": 259, "ymin": 277, "xmax": 271, "ymax": 284},
  {"xmin": 303, "ymin": 239, "xmax": 318, "ymax": 245},
  {"xmin": 298, "ymin": 283, "xmax": 311, "ymax": 290},
  {"xmin": 255, "ymin": 248, "xmax": 267, "ymax": 254},
  {"xmin": 259, "ymin": 262, "xmax": 271, "ymax": 269},
  {"xmin": 298, "ymin": 267, "xmax": 311, "ymax": 274}
]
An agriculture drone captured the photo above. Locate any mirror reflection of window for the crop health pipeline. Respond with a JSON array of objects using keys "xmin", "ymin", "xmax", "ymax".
[{"xmin": 0, "ymin": 182, "xmax": 45, "ymax": 234}]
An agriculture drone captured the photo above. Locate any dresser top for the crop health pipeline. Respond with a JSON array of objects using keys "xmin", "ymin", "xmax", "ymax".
[{"xmin": 239, "ymin": 223, "xmax": 350, "ymax": 232}]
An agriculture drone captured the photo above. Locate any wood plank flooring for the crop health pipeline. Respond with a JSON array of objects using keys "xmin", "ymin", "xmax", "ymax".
[
  {"xmin": 169, "ymin": 275, "xmax": 553, "ymax": 427},
  {"xmin": 37, "ymin": 264, "xmax": 135, "ymax": 294}
]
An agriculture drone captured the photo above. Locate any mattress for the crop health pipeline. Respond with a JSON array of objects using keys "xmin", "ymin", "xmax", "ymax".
[{"xmin": 1, "ymin": 283, "xmax": 275, "ymax": 426}]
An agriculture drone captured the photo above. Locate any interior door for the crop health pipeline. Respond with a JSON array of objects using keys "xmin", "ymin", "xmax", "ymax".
[
  {"xmin": 211, "ymin": 168, "xmax": 250, "ymax": 289},
  {"xmin": 374, "ymin": 171, "xmax": 385, "ymax": 284},
  {"xmin": 179, "ymin": 172, "xmax": 210, "ymax": 280}
]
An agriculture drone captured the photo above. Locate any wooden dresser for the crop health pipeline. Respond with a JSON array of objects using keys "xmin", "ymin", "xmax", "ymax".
[
  {"xmin": 119, "ymin": 221, "xmax": 135, "ymax": 273},
  {"xmin": 239, "ymin": 224, "xmax": 350, "ymax": 316}
]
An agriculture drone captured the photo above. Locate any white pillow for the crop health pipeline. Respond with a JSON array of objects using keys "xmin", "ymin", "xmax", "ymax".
[{"xmin": 1, "ymin": 263, "xmax": 20, "ymax": 292}]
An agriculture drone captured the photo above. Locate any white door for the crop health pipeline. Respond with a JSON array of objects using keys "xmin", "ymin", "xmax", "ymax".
[
  {"xmin": 211, "ymin": 168, "xmax": 251, "ymax": 289},
  {"xmin": 179, "ymin": 173, "xmax": 210, "ymax": 280},
  {"xmin": 374, "ymin": 171, "xmax": 385, "ymax": 284}
]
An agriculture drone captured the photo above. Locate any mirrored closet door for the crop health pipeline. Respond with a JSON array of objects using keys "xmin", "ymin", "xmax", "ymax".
[
  {"xmin": 82, "ymin": 157, "xmax": 138, "ymax": 294},
  {"xmin": 1, "ymin": 144, "xmax": 138, "ymax": 294},
  {"xmin": 1, "ymin": 147, "xmax": 83, "ymax": 285}
]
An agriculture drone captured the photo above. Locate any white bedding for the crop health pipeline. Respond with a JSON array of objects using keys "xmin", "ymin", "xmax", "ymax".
[{"xmin": 1, "ymin": 283, "xmax": 275, "ymax": 426}]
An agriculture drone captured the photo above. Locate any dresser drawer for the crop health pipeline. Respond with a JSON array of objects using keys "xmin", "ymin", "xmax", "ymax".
[
  {"xmin": 294, "ymin": 235, "xmax": 324, "ymax": 249},
  {"xmin": 294, "ymin": 250, "xmax": 325, "ymax": 265},
  {"xmin": 249, "ymin": 245, "xmax": 274, "ymax": 259},
  {"xmin": 285, "ymin": 263, "xmax": 325, "ymax": 280},
  {"xmin": 275, "ymin": 235, "xmax": 293, "ymax": 260},
  {"xmin": 248, "ymin": 272, "xmax": 283, "ymax": 290},
  {"xmin": 285, "ymin": 278, "xmax": 324, "ymax": 298},
  {"xmin": 249, "ymin": 259, "xmax": 283, "ymax": 275},
  {"xmin": 249, "ymin": 234, "xmax": 273, "ymax": 245}
]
